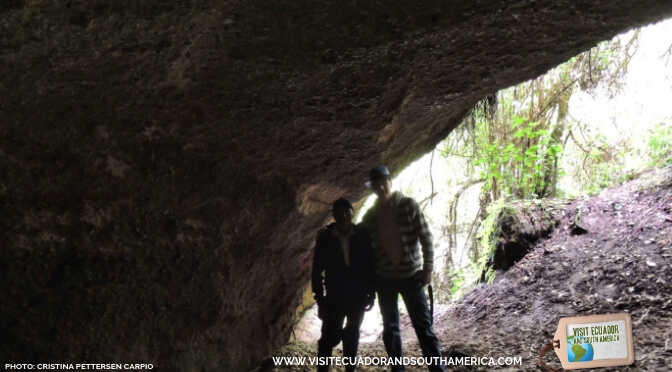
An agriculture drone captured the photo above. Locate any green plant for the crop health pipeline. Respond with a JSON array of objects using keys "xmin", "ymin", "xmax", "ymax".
[
  {"xmin": 647, "ymin": 123, "xmax": 672, "ymax": 166},
  {"xmin": 444, "ymin": 265, "xmax": 480, "ymax": 300},
  {"xmin": 473, "ymin": 116, "xmax": 564, "ymax": 200},
  {"xmin": 472, "ymin": 199, "xmax": 520, "ymax": 283}
]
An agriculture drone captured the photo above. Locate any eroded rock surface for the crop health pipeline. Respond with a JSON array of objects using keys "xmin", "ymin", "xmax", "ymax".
[{"xmin": 2, "ymin": 1, "xmax": 672, "ymax": 370}]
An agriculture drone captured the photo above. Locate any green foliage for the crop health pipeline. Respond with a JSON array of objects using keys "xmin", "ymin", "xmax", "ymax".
[
  {"xmin": 476, "ymin": 199, "xmax": 506, "ymax": 257},
  {"xmin": 446, "ymin": 262, "xmax": 486, "ymax": 300},
  {"xmin": 447, "ymin": 267, "xmax": 469, "ymax": 300},
  {"xmin": 472, "ymin": 199, "xmax": 519, "ymax": 283},
  {"xmin": 481, "ymin": 266, "xmax": 497, "ymax": 284},
  {"xmin": 474, "ymin": 116, "xmax": 562, "ymax": 200},
  {"xmin": 446, "ymin": 258, "xmax": 496, "ymax": 300},
  {"xmin": 456, "ymin": 31, "xmax": 639, "ymax": 202},
  {"xmin": 647, "ymin": 123, "xmax": 672, "ymax": 166}
]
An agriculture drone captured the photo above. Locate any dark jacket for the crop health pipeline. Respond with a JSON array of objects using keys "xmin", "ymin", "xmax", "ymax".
[{"xmin": 311, "ymin": 223, "xmax": 375, "ymax": 309}]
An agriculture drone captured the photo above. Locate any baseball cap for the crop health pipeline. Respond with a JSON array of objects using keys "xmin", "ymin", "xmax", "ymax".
[{"xmin": 365, "ymin": 165, "xmax": 391, "ymax": 188}]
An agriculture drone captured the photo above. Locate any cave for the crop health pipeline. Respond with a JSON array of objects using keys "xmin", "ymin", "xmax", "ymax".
[{"xmin": 2, "ymin": 1, "xmax": 672, "ymax": 370}]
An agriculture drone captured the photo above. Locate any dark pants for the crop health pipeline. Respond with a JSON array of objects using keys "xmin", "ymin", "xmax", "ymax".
[
  {"xmin": 317, "ymin": 303, "xmax": 366, "ymax": 372},
  {"xmin": 376, "ymin": 275, "xmax": 444, "ymax": 372}
]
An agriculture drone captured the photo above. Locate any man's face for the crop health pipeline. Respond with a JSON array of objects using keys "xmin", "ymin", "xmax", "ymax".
[
  {"xmin": 370, "ymin": 179, "xmax": 391, "ymax": 199},
  {"xmin": 333, "ymin": 206, "xmax": 354, "ymax": 224}
]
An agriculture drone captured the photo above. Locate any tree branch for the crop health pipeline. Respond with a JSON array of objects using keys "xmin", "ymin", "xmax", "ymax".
[
  {"xmin": 430, "ymin": 150, "xmax": 435, "ymax": 205},
  {"xmin": 660, "ymin": 43, "xmax": 672, "ymax": 66}
]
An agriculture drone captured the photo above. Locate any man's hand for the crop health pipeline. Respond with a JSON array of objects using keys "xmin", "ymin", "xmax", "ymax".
[{"xmin": 413, "ymin": 269, "xmax": 432, "ymax": 286}]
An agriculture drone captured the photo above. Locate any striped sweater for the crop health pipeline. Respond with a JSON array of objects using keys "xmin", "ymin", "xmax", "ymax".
[{"xmin": 361, "ymin": 191, "xmax": 434, "ymax": 278}]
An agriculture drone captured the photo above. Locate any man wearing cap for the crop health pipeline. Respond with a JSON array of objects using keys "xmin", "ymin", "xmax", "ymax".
[
  {"xmin": 312, "ymin": 198, "xmax": 376, "ymax": 372},
  {"xmin": 361, "ymin": 165, "xmax": 444, "ymax": 372}
]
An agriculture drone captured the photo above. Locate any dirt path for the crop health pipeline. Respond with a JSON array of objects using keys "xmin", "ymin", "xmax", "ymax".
[{"xmin": 259, "ymin": 168, "xmax": 672, "ymax": 371}]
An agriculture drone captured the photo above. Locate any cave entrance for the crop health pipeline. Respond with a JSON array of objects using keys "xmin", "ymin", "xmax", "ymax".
[{"xmin": 293, "ymin": 17, "xmax": 672, "ymax": 345}]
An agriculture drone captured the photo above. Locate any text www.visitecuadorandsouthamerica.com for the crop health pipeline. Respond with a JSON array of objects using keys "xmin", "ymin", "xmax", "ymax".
[{"xmin": 272, "ymin": 356, "xmax": 523, "ymax": 367}]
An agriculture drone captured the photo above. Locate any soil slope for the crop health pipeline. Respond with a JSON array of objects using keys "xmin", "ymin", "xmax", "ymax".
[{"xmin": 264, "ymin": 167, "xmax": 672, "ymax": 371}]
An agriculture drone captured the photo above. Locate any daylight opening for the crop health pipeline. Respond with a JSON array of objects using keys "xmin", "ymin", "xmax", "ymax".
[{"xmin": 294, "ymin": 19, "xmax": 672, "ymax": 344}]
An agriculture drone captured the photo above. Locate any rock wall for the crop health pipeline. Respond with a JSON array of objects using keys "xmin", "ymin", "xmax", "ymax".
[{"xmin": 2, "ymin": 0, "xmax": 672, "ymax": 370}]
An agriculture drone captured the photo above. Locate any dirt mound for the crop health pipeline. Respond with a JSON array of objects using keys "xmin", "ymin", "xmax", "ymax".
[{"xmin": 437, "ymin": 167, "xmax": 672, "ymax": 371}]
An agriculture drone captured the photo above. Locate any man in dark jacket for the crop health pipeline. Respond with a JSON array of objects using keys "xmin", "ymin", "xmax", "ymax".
[{"xmin": 312, "ymin": 198, "xmax": 375, "ymax": 372}]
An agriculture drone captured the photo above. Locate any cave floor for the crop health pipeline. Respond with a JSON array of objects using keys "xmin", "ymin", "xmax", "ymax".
[{"xmin": 259, "ymin": 168, "xmax": 672, "ymax": 371}]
